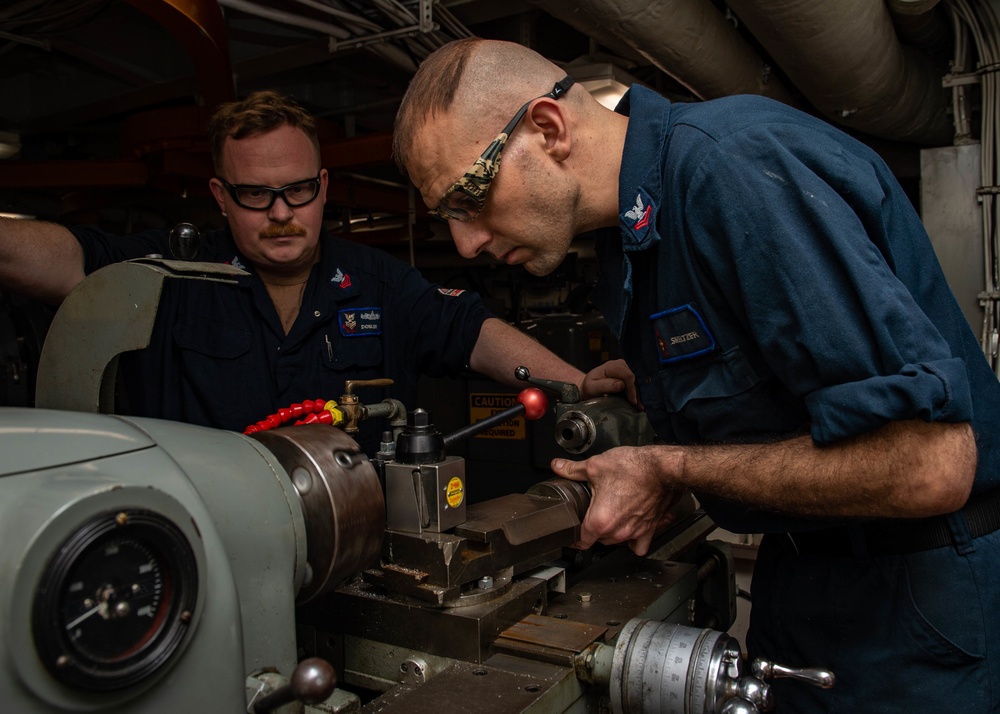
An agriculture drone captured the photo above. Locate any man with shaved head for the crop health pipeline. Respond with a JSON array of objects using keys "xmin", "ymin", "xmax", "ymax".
[{"xmin": 395, "ymin": 38, "xmax": 1000, "ymax": 712}]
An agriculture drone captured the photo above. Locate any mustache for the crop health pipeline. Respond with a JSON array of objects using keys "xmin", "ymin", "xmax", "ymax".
[{"xmin": 259, "ymin": 223, "xmax": 308, "ymax": 239}]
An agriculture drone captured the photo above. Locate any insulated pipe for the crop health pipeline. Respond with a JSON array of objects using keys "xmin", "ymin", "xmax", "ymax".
[
  {"xmin": 527, "ymin": 0, "xmax": 800, "ymax": 105},
  {"xmin": 724, "ymin": 0, "xmax": 954, "ymax": 145},
  {"xmin": 888, "ymin": 0, "xmax": 942, "ymax": 14},
  {"xmin": 886, "ymin": 2, "xmax": 953, "ymax": 60}
]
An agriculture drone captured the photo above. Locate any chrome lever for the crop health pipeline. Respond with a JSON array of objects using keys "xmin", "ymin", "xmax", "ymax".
[{"xmin": 751, "ymin": 659, "xmax": 836, "ymax": 689}]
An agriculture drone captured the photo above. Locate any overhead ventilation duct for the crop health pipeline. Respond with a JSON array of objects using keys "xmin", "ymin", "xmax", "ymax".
[
  {"xmin": 885, "ymin": 0, "xmax": 952, "ymax": 56},
  {"xmin": 527, "ymin": 0, "xmax": 800, "ymax": 106},
  {"xmin": 531, "ymin": 0, "xmax": 953, "ymax": 146},
  {"xmin": 723, "ymin": 0, "xmax": 953, "ymax": 145}
]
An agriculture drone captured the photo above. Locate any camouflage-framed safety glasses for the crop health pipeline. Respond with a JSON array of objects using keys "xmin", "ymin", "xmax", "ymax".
[{"xmin": 430, "ymin": 75, "xmax": 576, "ymax": 222}]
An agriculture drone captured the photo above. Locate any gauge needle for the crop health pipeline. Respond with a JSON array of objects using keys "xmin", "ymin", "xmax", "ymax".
[{"xmin": 66, "ymin": 604, "xmax": 102, "ymax": 630}]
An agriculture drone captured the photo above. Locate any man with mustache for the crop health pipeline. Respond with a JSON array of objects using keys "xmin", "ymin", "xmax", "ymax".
[
  {"xmin": 393, "ymin": 38, "xmax": 1000, "ymax": 712},
  {"xmin": 0, "ymin": 90, "xmax": 627, "ymax": 453}
]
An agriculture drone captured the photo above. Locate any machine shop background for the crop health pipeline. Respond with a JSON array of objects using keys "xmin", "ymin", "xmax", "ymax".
[{"xmin": 1, "ymin": 0, "xmax": 998, "ymax": 686}]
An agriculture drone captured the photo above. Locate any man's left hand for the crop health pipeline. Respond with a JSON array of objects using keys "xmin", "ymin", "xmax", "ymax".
[{"xmin": 578, "ymin": 359, "xmax": 639, "ymax": 405}]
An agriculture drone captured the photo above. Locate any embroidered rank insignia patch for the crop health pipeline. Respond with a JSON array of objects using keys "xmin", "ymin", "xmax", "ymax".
[
  {"xmin": 622, "ymin": 187, "xmax": 658, "ymax": 249},
  {"xmin": 331, "ymin": 267, "xmax": 352, "ymax": 289},
  {"xmin": 339, "ymin": 307, "xmax": 381, "ymax": 336},
  {"xmin": 651, "ymin": 304, "xmax": 715, "ymax": 364},
  {"xmin": 438, "ymin": 288, "xmax": 466, "ymax": 297}
]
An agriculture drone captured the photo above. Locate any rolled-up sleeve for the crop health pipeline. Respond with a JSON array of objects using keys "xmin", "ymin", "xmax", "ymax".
[
  {"xmin": 682, "ymin": 122, "xmax": 972, "ymax": 444},
  {"xmin": 805, "ymin": 358, "xmax": 971, "ymax": 443}
]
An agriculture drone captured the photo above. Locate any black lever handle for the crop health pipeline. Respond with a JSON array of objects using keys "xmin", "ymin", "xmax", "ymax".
[
  {"xmin": 514, "ymin": 366, "xmax": 580, "ymax": 404},
  {"xmin": 168, "ymin": 222, "xmax": 200, "ymax": 261},
  {"xmin": 442, "ymin": 387, "xmax": 548, "ymax": 448}
]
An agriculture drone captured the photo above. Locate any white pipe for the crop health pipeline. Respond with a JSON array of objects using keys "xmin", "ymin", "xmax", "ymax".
[
  {"xmin": 286, "ymin": 0, "xmax": 382, "ymax": 32},
  {"xmin": 217, "ymin": 0, "xmax": 417, "ymax": 72},
  {"xmin": 218, "ymin": 0, "xmax": 351, "ymax": 38}
]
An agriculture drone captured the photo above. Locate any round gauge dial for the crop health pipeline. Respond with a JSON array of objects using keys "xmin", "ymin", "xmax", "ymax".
[{"xmin": 32, "ymin": 509, "xmax": 198, "ymax": 690}]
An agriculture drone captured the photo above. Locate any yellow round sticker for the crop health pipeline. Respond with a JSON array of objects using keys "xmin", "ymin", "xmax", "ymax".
[{"xmin": 445, "ymin": 476, "xmax": 464, "ymax": 508}]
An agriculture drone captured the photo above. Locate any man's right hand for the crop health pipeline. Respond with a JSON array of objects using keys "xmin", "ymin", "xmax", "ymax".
[{"xmin": 550, "ymin": 444, "xmax": 681, "ymax": 556}]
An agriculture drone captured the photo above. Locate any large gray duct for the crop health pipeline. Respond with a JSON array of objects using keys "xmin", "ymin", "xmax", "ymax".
[
  {"xmin": 886, "ymin": 0, "xmax": 952, "ymax": 55},
  {"xmin": 725, "ymin": 0, "xmax": 953, "ymax": 145},
  {"xmin": 530, "ymin": 0, "xmax": 953, "ymax": 146},
  {"xmin": 527, "ymin": 0, "xmax": 800, "ymax": 105}
]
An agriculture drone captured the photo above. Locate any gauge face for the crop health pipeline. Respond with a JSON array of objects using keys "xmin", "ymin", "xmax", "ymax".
[{"xmin": 32, "ymin": 509, "xmax": 198, "ymax": 691}]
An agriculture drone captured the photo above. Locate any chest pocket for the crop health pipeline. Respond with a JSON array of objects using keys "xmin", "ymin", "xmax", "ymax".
[
  {"xmin": 170, "ymin": 318, "xmax": 256, "ymax": 424},
  {"xmin": 659, "ymin": 346, "xmax": 759, "ymax": 411},
  {"xmin": 173, "ymin": 318, "xmax": 251, "ymax": 359},
  {"xmin": 323, "ymin": 333, "xmax": 383, "ymax": 371}
]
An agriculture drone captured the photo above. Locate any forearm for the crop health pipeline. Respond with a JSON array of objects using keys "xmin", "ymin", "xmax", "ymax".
[
  {"xmin": 0, "ymin": 218, "xmax": 85, "ymax": 305},
  {"xmin": 659, "ymin": 419, "xmax": 976, "ymax": 518},
  {"xmin": 469, "ymin": 317, "xmax": 585, "ymax": 387}
]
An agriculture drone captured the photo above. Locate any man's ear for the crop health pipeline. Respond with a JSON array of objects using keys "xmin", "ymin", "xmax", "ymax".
[
  {"xmin": 208, "ymin": 178, "xmax": 227, "ymax": 212},
  {"xmin": 318, "ymin": 168, "xmax": 329, "ymax": 208},
  {"xmin": 524, "ymin": 98, "xmax": 571, "ymax": 162}
]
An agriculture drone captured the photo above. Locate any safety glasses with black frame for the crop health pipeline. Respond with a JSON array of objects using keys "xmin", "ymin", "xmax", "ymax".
[{"xmin": 220, "ymin": 174, "xmax": 322, "ymax": 211}]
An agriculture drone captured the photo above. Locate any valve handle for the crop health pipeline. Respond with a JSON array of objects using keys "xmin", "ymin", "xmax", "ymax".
[
  {"xmin": 751, "ymin": 659, "xmax": 835, "ymax": 689},
  {"xmin": 514, "ymin": 366, "xmax": 580, "ymax": 404},
  {"xmin": 343, "ymin": 377, "xmax": 394, "ymax": 396}
]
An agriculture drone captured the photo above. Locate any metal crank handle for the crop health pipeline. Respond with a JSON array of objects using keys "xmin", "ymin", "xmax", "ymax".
[
  {"xmin": 514, "ymin": 365, "xmax": 581, "ymax": 403},
  {"xmin": 751, "ymin": 659, "xmax": 835, "ymax": 689},
  {"xmin": 253, "ymin": 658, "xmax": 337, "ymax": 713}
]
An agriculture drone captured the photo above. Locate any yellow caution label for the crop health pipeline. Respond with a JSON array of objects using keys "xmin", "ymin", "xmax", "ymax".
[
  {"xmin": 445, "ymin": 476, "xmax": 464, "ymax": 508},
  {"xmin": 469, "ymin": 393, "xmax": 525, "ymax": 439}
]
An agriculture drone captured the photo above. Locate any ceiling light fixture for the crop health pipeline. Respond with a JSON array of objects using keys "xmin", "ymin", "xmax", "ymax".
[{"xmin": 567, "ymin": 62, "xmax": 638, "ymax": 110}]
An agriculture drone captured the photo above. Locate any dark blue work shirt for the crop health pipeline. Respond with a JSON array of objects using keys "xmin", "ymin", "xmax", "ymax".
[
  {"xmin": 72, "ymin": 225, "xmax": 491, "ymax": 453},
  {"xmin": 591, "ymin": 86, "xmax": 1000, "ymax": 533}
]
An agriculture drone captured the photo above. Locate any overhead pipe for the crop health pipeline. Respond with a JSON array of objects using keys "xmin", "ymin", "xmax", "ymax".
[
  {"xmin": 216, "ymin": 0, "xmax": 417, "ymax": 73},
  {"xmin": 724, "ymin": 0, "xmax": 954, "ymax": 145},
  {"xmin": 532, "ymin": 0, "xmax": 953, "ymax": 146},
  {"xmin": 527, "ymin": 0, "xmax": 800, "ymax": 105},
  {"xmin": 886, "ymin": 0, "xmax": 952, "ymax": 55}
]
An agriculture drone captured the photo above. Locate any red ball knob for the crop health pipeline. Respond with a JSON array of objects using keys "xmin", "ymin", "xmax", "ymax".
[{"xmin": 517, "ymin": 387, "xmax": 549, "ymax": 420}]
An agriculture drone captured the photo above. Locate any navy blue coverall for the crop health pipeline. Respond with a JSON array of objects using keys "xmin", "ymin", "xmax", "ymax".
[{"xmin": 591, "ymin": 85, "xmax": 1000, "ymax": 712}]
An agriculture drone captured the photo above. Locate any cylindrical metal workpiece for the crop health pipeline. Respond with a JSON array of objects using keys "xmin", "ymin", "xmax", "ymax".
[{"xmin": 610, "ymin": 619, "xmax": 743, "ymax": 714}]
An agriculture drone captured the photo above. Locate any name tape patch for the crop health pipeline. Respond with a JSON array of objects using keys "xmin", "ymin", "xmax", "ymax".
[{"xmin": 651, "ymin": 304, "xmax": 715, "ymax": 364}]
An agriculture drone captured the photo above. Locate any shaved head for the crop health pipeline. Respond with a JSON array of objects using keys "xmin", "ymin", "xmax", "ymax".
[
  {"xmin": 396, "ymin": 37, "xmax": 628, "ymax": 275},
  {"xmin": 393, "ymin": 39, "xmax": 568, "ymax": 176}
]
